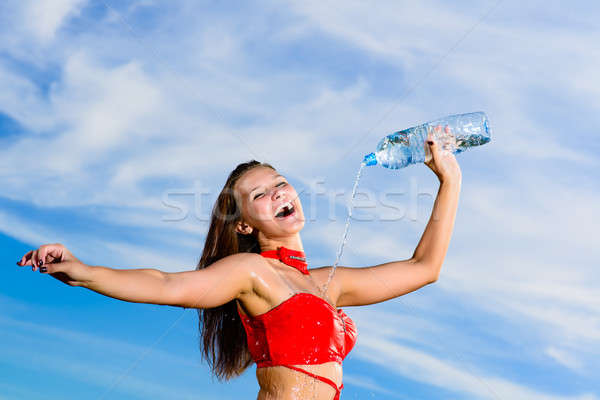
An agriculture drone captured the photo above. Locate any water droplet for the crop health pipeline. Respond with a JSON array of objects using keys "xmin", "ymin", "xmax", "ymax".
[{"xmin": 316, "ymin": 321, "xmax": 320, "ymax": 325}]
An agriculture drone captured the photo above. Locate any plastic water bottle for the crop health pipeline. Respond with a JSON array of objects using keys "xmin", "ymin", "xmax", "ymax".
[{"xmin": 362, "ymin": 112, "xmax": 492, "ymax": 169}]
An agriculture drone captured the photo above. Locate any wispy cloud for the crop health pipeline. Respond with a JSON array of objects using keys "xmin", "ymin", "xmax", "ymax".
[
  {"xmin": 545, "ymin": 347, "xmax": 583, "ymax": 372},
  {"xmin": 23, "ymin": 0, "xmax": 88, "ymax": 42},
  {"xmin": 0, "ymin": 305, "xmax": 223, "ymax": 400},
  {"xmin": 343, "ymin": 373, "xmax": 401, "ymax": 397},
  {"xmin": 354, "ymin": 326, "xmax": 598, "ymax": 400}
]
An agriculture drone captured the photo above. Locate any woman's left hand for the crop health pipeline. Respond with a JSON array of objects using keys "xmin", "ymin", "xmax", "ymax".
[{"xmin": 424, "ymin": 125, "xmax": 462, "ymax": 184}]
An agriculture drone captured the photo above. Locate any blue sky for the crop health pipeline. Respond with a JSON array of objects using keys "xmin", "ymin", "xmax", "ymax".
[{"xmin": 1, "ymin": 0, "xmax": 599, "ymax": 399}]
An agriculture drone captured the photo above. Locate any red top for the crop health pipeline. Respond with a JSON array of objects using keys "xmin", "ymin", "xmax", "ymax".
[{"xmin": 237, "ymin": 292, "xmax": 358, "ymax": 367}]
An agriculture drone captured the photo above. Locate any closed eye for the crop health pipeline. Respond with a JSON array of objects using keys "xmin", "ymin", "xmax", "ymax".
[{"xmin": 253, "ymin": 181, "xmax": 287, "ymax": 200}]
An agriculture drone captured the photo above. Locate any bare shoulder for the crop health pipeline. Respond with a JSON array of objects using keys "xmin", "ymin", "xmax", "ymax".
[
  {"xmin": 217, "ymin": 252, "xmax": 267, "ymax": 281},
  {"xmin": 220, "ymin": 252, "xmax": 272, "ymax": 291},
  {"xmin": 226, "ymin": 252, "xmax": 262, "ymax": 262}
]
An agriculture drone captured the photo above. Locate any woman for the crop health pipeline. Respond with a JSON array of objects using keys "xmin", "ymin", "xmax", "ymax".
[{"xmin": 17, "ymin": 126, "xmax": 461, "ymax": 399}]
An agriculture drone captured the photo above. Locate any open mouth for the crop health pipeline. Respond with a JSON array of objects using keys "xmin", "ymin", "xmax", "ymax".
[{"xmin": 275, "ymin": 203, "xmax": 296, "ymax": 219}]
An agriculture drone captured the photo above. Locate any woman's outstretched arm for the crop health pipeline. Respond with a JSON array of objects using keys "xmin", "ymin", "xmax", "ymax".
[
  {"xmin": 82, "ymin": 265, "xmax": 172, "ymax": 304},
  {"xmin": 328, "ymin": 125, "xmax": 462, "ymax": 307},
  {"xmin": 16, "ymin": 244, "xmax": 255, "ymax": 308}
]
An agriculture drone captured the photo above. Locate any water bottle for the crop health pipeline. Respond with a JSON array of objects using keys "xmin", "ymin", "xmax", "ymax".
[{"xmin": 362, "ymin": 112, "xmax": 492, "ymax": 169}]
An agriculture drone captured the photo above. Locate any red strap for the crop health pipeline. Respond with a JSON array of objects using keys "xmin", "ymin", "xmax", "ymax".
[
  {"xmin": 283, "ymin": 365, "xmax": 343, "ymax": 399},
  {"xmin": 261, "ymin": 246, "xmax": 309, "ymax": 275}
]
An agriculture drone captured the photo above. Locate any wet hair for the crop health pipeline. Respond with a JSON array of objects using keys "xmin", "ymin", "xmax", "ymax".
[{"xmin": 195, "ymin": 160, "xmax": 276, "ymax": 380}]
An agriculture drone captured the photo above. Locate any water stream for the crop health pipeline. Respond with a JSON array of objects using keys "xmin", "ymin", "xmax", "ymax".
[{"xmin": 319, "ymin": 161, "xmax": 367, "ymax": 297}]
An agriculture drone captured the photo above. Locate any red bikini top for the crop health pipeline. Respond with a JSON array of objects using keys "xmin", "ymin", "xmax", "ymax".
[
  {"xmin": 236, "ymin": 246, "xmax": 358, "ymax": 367},
  {"xmin": 237, "ymin": 292, "xmax": 357, "ymax": 367}
]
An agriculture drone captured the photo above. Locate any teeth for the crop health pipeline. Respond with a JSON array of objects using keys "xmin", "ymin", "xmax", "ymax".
[{"xmin": 275, "ymin": 201, "xmax": 293, "ymax": 217}]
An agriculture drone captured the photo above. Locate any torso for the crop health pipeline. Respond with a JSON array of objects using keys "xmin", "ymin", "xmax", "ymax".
[{"xmin": 236, "ymin": 256, "xmax": 343, "ymax": 400}]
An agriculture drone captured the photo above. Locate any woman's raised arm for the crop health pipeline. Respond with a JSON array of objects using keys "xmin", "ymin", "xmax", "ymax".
[
  {"xmin": 17, "ymin": 243, "xmax": 256, "ymax": 309},
  {"xmin": 331, "ymin": 125, "xmax": 462, "ymax": 307},
  {"xmin": 410, "ymin": 125, "xmax": 462, "ymax": 277}
]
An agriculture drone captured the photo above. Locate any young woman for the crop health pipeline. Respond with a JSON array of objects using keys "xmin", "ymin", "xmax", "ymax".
[{"xmin": 17, "ymin": 127, "xmax": 461, "ymax": 400}]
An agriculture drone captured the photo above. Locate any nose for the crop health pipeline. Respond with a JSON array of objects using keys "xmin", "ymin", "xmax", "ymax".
[{"xmin": 272, "ymin": 185, "xmax": 286, "ymax": 200}]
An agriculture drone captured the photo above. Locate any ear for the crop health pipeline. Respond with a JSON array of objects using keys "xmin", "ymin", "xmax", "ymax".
[{"xmin": 235, "ymin": 220, "xmax": 254, "ymax": 235}]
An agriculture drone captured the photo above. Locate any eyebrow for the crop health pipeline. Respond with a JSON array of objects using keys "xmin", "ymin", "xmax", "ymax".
[{"xmin": 250, "ymin": 174, "xmax": 284, "ymax": 194}]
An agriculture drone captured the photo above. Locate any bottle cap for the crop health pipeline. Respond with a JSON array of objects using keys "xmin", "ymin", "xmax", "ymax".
[{"xmin": 363, "ymin": 153, "xmax": 377, "ymax": 166}]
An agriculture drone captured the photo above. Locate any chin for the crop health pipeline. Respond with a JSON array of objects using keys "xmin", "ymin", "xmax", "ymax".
[
  {"xmin": 293, "ymin": 221, "xmax": 305, "ymax": 232},
  {"xmin": 278, "ymin": 215, "xmax": 305, "ymax": 233}
]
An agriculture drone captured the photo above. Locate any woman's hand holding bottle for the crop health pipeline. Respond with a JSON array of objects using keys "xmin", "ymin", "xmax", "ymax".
[
  {"xmin": 424, "ymin": 125, "xmax": 462, "ymax": 184},
  {"xmin": 16, "ymin": 243, "xmax": 90, "ymax": 287}
]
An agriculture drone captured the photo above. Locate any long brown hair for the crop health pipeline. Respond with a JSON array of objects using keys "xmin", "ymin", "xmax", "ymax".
[{"xmin": 195, "ymin": 160, "xmax": 275, "ymax": 381}]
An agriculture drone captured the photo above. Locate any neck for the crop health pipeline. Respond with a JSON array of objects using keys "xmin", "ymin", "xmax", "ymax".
[{"xmin": 258, "ymin": 233, "xmax": 304, "ymax": 253}]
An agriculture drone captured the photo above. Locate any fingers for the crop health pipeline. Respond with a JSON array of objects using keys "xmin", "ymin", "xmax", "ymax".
[
  {"xmin": 37, "ymin": 245, "xmax": 53, "ymax": 267},
  {"xmin": 429, "ymin": 124, "xmax": 455, "ymax": 153},
  {"xmin": 17, "ymin": 250, "xmax": 33, "ymax": 267},
  {"xmin": 46, "ymin": 244, "xmax": 66, "ymax": 263},
  {"xmin": 427, "ymin": 125, "xmax": 443, "ymax": 142},
  {"xmin": 17, "ymin": 244, "xmax": 64, "ymax": 273},
  {"xmin": 32, "ymin": 249, "xmax": 44, "ymax": 272},
  {"xmin": 427, "ymin": 126, "xmax": 441, "ymax": 156},
  {"xmin": 37, "ymin": 247, "xmax": 49, "ymax": 273},
  {"xmin": 32, "ymin": 250, "xmax": 39, "ymax": 271},
  {"xmin": 425, "ymin": 126, "xmax": 438, "ymax": 165},
  {"xmin": 424, "ymin": 141, "xmax": 432, "ymax": 163},
  {"xmin": 424, "ymin": 130, "xmax": 433, "ymax": 163},
  {"xmin": 424, "ymin": 124, "xmax": 459, "ymax": 181}
]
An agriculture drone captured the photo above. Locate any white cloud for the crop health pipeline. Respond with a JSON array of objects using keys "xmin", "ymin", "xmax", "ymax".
[
  {"xmin": 99, "ymin": 239, "xmax": 194, "ymax": 272},
  {"xmin": 285, "ymin": 0, "xmax": 600, "ymax": 165},
  {"xmin": 545, "ymin": 347, "xmax": 583, "ymax": 372},
  {"xmin": 0, "ymin": 209, "xmax": 60, "ymax": 249},
  {"xmin": 343, "ymin": 373, "xmax": 399, "ymax": 397},
  {"xmin": 0, "ymin": 63, "xmax": 51, "ymax": 131},
  {"xmin": 23, "ymin": 0, "xmax": 87, "ymax": 42},
  {"xmin": 355, "ymin": 330, "xmax": 598, "ymax": 400},
  {"xmin": 50, "ymin": 51, "xmax": 162, "ymax": 161},
  {"xmin": 285, "ymin": 0, "xmax": 468, "ymax": 66},
  {"xmin": 0, "ymin": 315, "xmax": 219, "ymax": 400},
  {"xmin": 0, "ymin": 207, "xmax": 200, "ymax": 274}
]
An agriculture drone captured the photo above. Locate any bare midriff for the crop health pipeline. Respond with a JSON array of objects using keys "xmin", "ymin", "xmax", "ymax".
[{"xmin": 255, "ymin": 361, "xmax": 342, "ymax": 400}]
